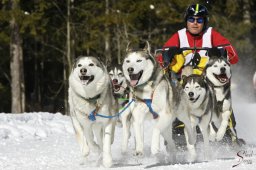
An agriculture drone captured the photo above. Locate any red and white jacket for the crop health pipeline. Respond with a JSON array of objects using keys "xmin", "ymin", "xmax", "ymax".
[{"xmin": 157, "ymin": 27, "xmax": 239, "ymax": 65}]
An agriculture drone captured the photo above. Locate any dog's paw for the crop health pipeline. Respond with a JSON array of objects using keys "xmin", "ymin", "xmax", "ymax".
[
  {"xmin": 188, "ymin": 135, "xmax": 197, "ymax": 145},
  {"xmin": 187, "ymin": 148, "xmax": 197, "ymax": 163},
  {"xmin": 209, "ymin": 132, "xmax": 216, "ymax": 142},
  {"xmin": 121, "ymin": 146, "xmax": 128, "ymax": 154},
  {"xmin": 79, "ymin": 157, "xmax": 88, "ymax": 165},
  {"xmin": 91, "ymin": 145, "xmax": 100, "ymax": 153},
  {"xmin": 216, "ymin": 130, "xmax": 225, "ymax": 141},
  {"xmin": 151, "ymin": 146, "xmax": 160, "ymax": 155},
  {"xmin": 133, "ymin": 151, "xmax": 144, "ymax": 157},
  {"xmin": 102, "ymin": 153, "xmax": 112, "ymax": 168}
]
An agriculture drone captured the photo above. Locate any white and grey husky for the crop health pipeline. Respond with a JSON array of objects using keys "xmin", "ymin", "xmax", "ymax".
[
  {"xmin": 204, "ymin": 52, "xmax": 235, "ymax": 142},
  {"xmin": 108, "ymin": 65, "xmax": 132, "ymax": 152},
  {"xmin": 122, "ymin": 41, "xmax": 195, "ymax": 156},
  {"xmin": 182, "ymin": 74, "xmax": 213, "ymax": 161},
  {"xmin": 68, "ymin": 56, "xmax": 117, "ymax": 167}
]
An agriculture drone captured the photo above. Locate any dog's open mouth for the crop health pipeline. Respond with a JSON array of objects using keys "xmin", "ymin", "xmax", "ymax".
[
  {"xmin": 129, "ymin": 70, "xmax": 143, "ymax": 87},
  {"xmin": 189, "ymin": 95, "xmax": 200, "ymax": 103},
  {"xmin": 113, "ymin": 81, "xmax": 123, "ymax": 92},
  {"xmin": 79, "ymin": 75, "xmax": 94, "ymax": 85},
  {"xmin": 214, "ymin": 73, "xmax": 229, "ymax": 83}
]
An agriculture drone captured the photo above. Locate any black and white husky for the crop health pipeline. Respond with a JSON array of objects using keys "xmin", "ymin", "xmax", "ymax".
[
  {"xmin": 68, "ymin": 56, "xmax": 117, "ymax": 167},
  {"xmin": 204, "ymin": 51, "xmax": 235, "ymax": 142},
  {"xmin": 122, "ymin": 41, "xmax": 195, "ymax": 156},
  {"xmin": 108, "ymin": 65, "xmax": 132, "ymax": 152},
  {"xmin": 182, "ymin": 74, "xmax": 213, "ymax": 161}
]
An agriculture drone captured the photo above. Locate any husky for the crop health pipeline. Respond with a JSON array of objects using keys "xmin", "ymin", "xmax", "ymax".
[
  {"xmin": 122, "ymin": 41, "xmax": 195, "ymax": 157},
  {"xmin": 68, "ymin": 56, "xmax": 117, "ymax": 167},
  {"xmin": 204, "ymin": 50, "xmax": 235, "ymax": 142},
  {"xmin": 181, "ymin": 74, "xmax": 213, "ymax": 161},
  {"xmin": 108, "ymin": 65, "xmax": 132, "ymax": 152}
]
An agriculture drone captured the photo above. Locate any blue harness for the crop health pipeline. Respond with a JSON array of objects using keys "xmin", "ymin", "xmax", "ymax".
[{"xmin": 88, "ymin": 99, "xmax": 134, "ymax": 121}]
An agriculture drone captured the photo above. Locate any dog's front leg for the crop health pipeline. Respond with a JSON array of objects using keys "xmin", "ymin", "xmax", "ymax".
[
  {"xmin": 216, "ymin": 110, "xmax": 231, "ymax": 141},
  {"xmin": 199, "ymin": 117, "xmax": 211, "ymax": 160},
  {"xmin": 209, "ymin": 122, "xmax": 216, "ymax": 141},
  {"xmin": 121, "ymin": 110, "xmax": 132, "ymax": 153},
  {"xmin": 93, "ymin": 123, "xmax": 103, "ymax": 150},
  {"xmin": 102, "ymin": 122, "xmax": 113, "ymax": 168},
  {"xmin": 132, "ymin": 105, "xmax": 147, "ymax": 156},
  {"xmin": 179, "ymin": 114, "xmax": 197, "ymax": 145},
  {"xmin": 151, "ymin": 111, "xmax": 172, "ymax": 155},
  {"xmin": 71, "ymin": 116, "xmax": 90, "ymax": 158},
  {"xmin": 82, "ymin": 122, "xmax": 100, "ymax": 153},
  {"xmin": 184, "ymin": 116, "xmax": 198, "ymax": 162}
]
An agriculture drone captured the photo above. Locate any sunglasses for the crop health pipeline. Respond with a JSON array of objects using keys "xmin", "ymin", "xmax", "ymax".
[{"xmin": 187, "ymin": 17, "xmax": 204, "ymax": 24}]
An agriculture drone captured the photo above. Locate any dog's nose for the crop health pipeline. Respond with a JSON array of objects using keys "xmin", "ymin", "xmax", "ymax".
[
  {"xmin": 80, "ymin": 68, "xmax": 87, "ymax": 75},
  {"xmin": 127, "ymin": 67, "xmax": 134, "ymax": 74},
  {"xmin": 188, "ymin": 92, "xmax": 194, "ymax": 97},
  {"xmin": 112, "ymin": 79, "xmax": 118, "ymax": 84},
  {"xmin": 220, "ymin": 67, "xmax": 226, "ymax": 74}
]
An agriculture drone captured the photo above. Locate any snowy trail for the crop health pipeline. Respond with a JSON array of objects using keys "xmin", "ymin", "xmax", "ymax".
[{"xmin": 0, "ymin": 102, "xmax": 256, "ymax": 170}]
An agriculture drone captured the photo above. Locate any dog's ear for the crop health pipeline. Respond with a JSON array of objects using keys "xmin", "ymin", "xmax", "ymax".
[
  {"xmin": 72, "ymin": 56, "xmax": 81, "ymax": 70},
  {"xmin": 143, "ymin": 41, "xmax": 151, "ymax": 53},
  {"xmin": 126, "ymin": 41, "xmax": 132, "ymax": 52},
  {"xmin": 181, "ymin": 75, "xmax": 188, "ymax": 86},
  {"xmin": 207, "ymin": 47, "xmax": 221, "ymax": 58},
  {"xmin": 219, "ymin": 48, "xmax": 228, "ymax": 59}
]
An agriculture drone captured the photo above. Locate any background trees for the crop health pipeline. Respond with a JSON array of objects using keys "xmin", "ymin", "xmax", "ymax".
[{"xmin": 0, "ymin": 0, "xmax": 255, "ymax": 114}]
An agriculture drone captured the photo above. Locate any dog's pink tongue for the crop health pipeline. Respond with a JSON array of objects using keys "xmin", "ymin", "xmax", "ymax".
[{"xmin": 130, "ymin": 80, "xmax": 138, "ymax": 87}]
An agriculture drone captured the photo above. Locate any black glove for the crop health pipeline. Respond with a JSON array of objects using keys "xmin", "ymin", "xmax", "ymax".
[{"xmin": 162, "ymin": 47, "xmax": 181, "ymax": 67}]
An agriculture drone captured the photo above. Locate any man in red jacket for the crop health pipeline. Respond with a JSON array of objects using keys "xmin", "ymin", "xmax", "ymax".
[{"xmin": 160, "ymin": 4, "xmax": 244, "ymax": 146}]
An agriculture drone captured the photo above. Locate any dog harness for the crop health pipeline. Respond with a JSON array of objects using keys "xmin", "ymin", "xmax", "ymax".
[{"xmin": 88, "ymin": 99, "xmax": 134, "ymax": 121}]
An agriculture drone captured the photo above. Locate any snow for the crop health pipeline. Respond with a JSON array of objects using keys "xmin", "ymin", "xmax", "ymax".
[{"xmin": 0, "ymin": 96, "xmax": 256, "ymax": 169}]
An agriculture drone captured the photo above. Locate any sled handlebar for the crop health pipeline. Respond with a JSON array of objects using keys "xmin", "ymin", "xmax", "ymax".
[{"xmin": 154, "ymin": 44, "xmax": 230, "ymax": 56}]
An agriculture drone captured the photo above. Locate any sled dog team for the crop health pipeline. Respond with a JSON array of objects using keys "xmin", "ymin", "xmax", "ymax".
[{"xmin": 68, "ymin": 41, "xmax": 234, "ymax": 167}]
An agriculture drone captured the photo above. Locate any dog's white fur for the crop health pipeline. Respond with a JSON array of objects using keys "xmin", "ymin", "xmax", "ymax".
[
  {"xmin": 122, "ymin": 41, "xmax": 195, "ymax": 156},
  {"xmin": 182, "ymin": 74, "xmax": 213, "ymax": 161},
  {"xmin": 205, "ymin": 56, "xmax": 233, "ymax": 141},
  {"xmin": 68, "ymin": 56, "xmax": 116, "ymax": 167}
]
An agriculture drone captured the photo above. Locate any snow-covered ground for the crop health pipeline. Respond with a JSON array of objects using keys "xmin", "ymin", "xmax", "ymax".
[{"xmin": 0, "ymin": 92, "xmax": 256, "ymax": 169}]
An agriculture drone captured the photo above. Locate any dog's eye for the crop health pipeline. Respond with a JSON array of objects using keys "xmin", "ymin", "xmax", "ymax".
[
  {"xmin": 77, "ymin": 64, "xmax": 82, "ymax": 67},
  {"xmin": 224, "ymin": 64, "xmax": 227, "ymax": 67},
  {"xmin": 89, "ymin": 63, "xmax": 94, "ymax": 66},
  {"xmin": 214, "ymin": 64, "xmax": 218, "ymax": 67},
  {"xmin": 137, "ymin": 59, "xmax": 142, "ymax": 62},
  {"xmin": 195, "ymin": 86, "xmax": 200, "ymax": 89},
  {"xmin": 109, "ymin": 73, "xmax": 113, "ymax": 77},
  {"xmin": 118, "ymin": 73, "xmax": 123, "ymax": 76},
  {"xmin": 126, "ymin": 60, "xmax": 130, "ymax": 63}
]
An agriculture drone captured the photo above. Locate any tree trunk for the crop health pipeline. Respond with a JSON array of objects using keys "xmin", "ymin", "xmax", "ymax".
[
  {"xmin": 105, "ymin": 0, "xmax": 111, "ymax": 66},
  {"xmin": 64, "ymin": 0, "xmax": 74, "ymax": 115},
  {"xmin": 10, "ymin": 0, "xmax": 25, "ymax": 113},
  {"xmin": 243, "ymin": 0, "xmax": 251, "ymax": 25}
]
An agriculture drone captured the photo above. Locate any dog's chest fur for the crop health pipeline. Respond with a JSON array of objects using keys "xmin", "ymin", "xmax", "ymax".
[
  {"xmin": 213, "ymin": 85, "xmax": 231, "ymax": 116},
  {"xmin": 133, "ymin": 81, "xmax": 154, "ymax": 99}
]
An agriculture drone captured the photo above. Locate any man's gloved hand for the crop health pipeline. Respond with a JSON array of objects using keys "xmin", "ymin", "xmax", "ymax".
[
  {"xmin": 193, "ymin": 56, "xmax": 209, "ymax": 75},
  {"xmin": 169, "ymin": 54, "xmax": 185, "ymax": 73}
]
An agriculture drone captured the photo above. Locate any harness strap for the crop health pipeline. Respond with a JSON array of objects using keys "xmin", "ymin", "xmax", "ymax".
[
  {"xmin": 144, "ymin": 99, "xmax": 159, "ymax": 119},
  {"xmin": 134, "ymin": 96, "xmax": 159, "ymax": 119},
  {"xmin": 88, "ymin": 99, "xmax": 134, "ymax": 121}
]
